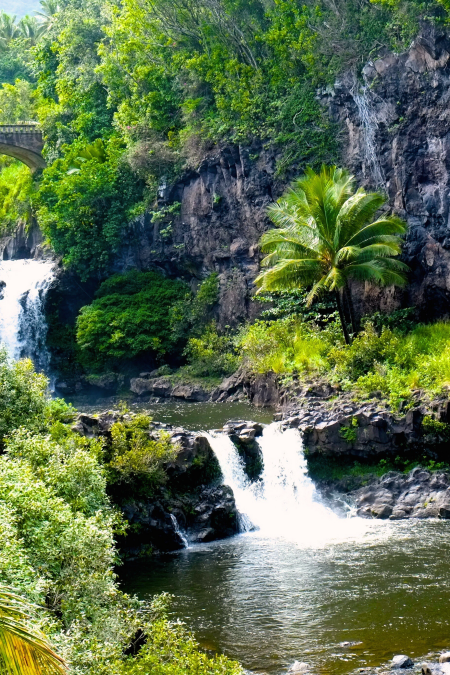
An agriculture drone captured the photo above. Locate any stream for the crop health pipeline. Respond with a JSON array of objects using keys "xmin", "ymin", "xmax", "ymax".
[{"xmin": 122, "ymin": 422, "xmax": 450, "ymax": 675}]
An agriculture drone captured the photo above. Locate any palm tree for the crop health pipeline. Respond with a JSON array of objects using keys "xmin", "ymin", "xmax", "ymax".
[
  {"xmin": 255, "ymin": 165, "xmax": 409, "ymax": 344},
  {"xmin": 34, "ymin": 0, "xmax": 60, "ymax": 32},
  {"xmin": 18, "ymin": 16, "xmax": 45, "ymax": 45},
  {"xmin": 0, "ymin": 585, "xmax": 67, "ymax": 675},
  {"xmin": 0, "ymin": 12, "xmax": 19, "ymax": 50}
]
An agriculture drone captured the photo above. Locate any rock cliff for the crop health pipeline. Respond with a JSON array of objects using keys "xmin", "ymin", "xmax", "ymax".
[
  {"xmin": 328, "ymin": 23, "xmax": 450, "ymax": 319},
  {"xmin": 113, "ymin": 144, "xmax": 282, "ymax": 327},
  {"xmin": 112, "ymin": 23, "xmax": 450, "ymax": 324}
]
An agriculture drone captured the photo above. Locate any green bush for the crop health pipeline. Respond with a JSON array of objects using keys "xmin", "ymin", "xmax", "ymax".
[
  {"xmin": 183, "ymin": 323, "xmax": 239, "ymax": 378},
  {"xmin": 0, "ymin": 347, "xmax": 50, "ymax": 447},
  {"xmin": 76, "ymin": 270, "xmax": 188, "ymax": 371},
  {"xmin": 238, "ymin": 316, "xmax": 340, "ymax": 375},
  {"xmin": 107, "ymin": 414, "xmax": 178, "ymax": 498},
  {"xmin": 0, "ymin": 353, "xmax": 242, "ymax": 675}
]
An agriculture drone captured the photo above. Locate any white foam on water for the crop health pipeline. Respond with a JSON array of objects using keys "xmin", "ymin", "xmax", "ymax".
[{"xmin": 207, "ymin": 423, "xmax": 377, "ymax": 548}]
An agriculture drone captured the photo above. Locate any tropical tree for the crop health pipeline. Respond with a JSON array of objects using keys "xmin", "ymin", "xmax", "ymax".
[
  {"xmin": 0, "ymin": 13, "xmax": 19, "ymax": 50},
  {"xmin": 0, "ymin": 585, "xmax": 66, "ymax": 675},
  {"xmin": 18, "ymin": 16, "xmax": 45, "ymax": 45},
  {"xmin": 34, "ymin": 0, "xmax": 60, "ymax": 32},
  {"xmin": 255, "ymin": 165, "xmax": 409, "ymax": 344}
]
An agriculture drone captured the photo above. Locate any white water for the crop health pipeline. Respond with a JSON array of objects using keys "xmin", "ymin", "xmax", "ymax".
[
  {"xmin": 351, "ymin": 83, "xmax": 385, "ymax": 188},
  {"xmin": 170, "ymin": 514, "xmax": 189, "ymax": 548},
  {"xmin": 0, "ymin": 259, "xmax": 55, "ymax": 372},
  {"xmin": 207, "ymin": 424, "xmax": 371, "ymax": 547}
]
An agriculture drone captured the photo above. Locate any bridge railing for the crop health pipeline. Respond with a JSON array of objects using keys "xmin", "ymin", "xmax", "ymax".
[{"xmin": 0, "ymin": 123, "xmax": 41, "ymax": 133}]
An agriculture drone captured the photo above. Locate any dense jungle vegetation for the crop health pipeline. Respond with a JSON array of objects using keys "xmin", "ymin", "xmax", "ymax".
[
  {"xmin": 0, "ymin": 0, "xmax": 449, "ymax": 392},
  {"xmin": 0, "ymin": 347, "xmax": 242, "ymax": 674}
]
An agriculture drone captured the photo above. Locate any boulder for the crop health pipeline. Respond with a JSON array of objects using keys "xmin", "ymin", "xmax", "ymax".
[
  {"xmin": 391, "ymin": 655, "xmax": 414, "ymax": 669},
  {"xmin": 439, "ymin": 653, "xmax": 450, "ymax": 663}
]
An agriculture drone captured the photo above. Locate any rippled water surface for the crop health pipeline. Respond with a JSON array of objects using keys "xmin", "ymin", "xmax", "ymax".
[{"xmin": 122, "ymin": 520, "xmax": 450, "ymax": 674}]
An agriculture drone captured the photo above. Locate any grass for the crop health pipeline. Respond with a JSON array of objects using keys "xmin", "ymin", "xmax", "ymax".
[{"xmin": 238, "ymin": 317, "xmax": 450, "ymax": 411}]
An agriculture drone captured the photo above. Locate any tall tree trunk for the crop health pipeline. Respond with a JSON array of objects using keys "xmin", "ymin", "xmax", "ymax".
[
  {"xmin": 344, "ymin": 281, "xmax": 358, "ymax": 336},
  {"xmin": 335, "ymin": 290, "xmax": 350, "ymax": 345}
]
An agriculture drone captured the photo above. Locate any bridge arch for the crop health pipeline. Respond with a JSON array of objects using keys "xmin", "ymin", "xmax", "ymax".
[{"xmin": 0, "ymin": 124, "xmax": 46, "ymax": 171}]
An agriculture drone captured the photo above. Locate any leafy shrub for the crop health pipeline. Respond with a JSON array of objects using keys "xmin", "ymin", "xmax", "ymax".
[
  {"xmin": 422, "ymin": 415, "xmax": 450, "ymax": 439},
  {"xmin": 329, "ymin": 324, "xmax": 400, "ymax": 380},
  {"xmin": 339, "ymin": 418, "xmax": 358, "ymax": 443},
  {"xmin": 238, "ymin": 317, "xmax": 339, "ymax": 375},
  {"xmin": 0, "ymin": 347, "xmax": 49, "ymax": 447},
  {"xmin": 170, "ymin": 273, "xmax": 220, "ymax": 343},
  {"xmin": 0, "ymin": 158, "xmax": 34, "ymax": 236},
  {"xmin": 36, "ymin": 143, "xmax": 145, "ymax": 280},
  {"xmin": 107, "ymin": 414, "xmax": 178, "ymax": 498},
  {"xmin": 76, "ymin": 270, "xmax": 188, "ymax": 371},
  {"xmin": 183, "ymin": 323, "xmax": 239, "ymax": 378}
]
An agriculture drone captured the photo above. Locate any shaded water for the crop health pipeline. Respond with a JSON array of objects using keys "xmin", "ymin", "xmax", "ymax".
[
  {"xmin": 122, "ymin": 521, "xmax": 450, "ymax": 674},
  {"xmin": 67, "ymin": 399, "xmax": 274, "ymax": 431}
]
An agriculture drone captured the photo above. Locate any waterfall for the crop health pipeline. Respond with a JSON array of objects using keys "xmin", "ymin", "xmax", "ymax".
[
  {"xmin": 207, "ymin": 423, "xmax": 368, "ymax": 546},
  {"xmin": 351, "ymin": 83, "xmax": 385, "ymax": 188},
  {"xmin": 170, "ymin": 514, "xmax": 189, "ymax": 548},
  {"xmin": 0, "ymin": 259, "xmax": 55, "ymax": 373}
]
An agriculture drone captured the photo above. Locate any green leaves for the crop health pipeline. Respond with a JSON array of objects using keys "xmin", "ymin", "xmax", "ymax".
[
  {"xmin": 0, "ymin": 585, "xmax": 66, "ymax": 675},
  {"xmin": 76, "ymin": 270, "xmax": 188, "ymax": 370},
  {"xmin": 256, "ymin": 165, "xmax": 409, "ymax": 339}
]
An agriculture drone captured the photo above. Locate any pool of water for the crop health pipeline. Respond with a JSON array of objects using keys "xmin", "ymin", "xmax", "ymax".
[
  {"xmin": 66, "ymin": 398, "xmax": 274, "ymax": 431},
  {"xmin": 122, "ymin": 520, "xmax": 450, "ymax": 674}
]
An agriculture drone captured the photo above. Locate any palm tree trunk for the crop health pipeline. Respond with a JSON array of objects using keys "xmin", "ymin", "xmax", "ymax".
[
  {"xmin": 335, "ymin": 290, "xmax": 350, "ymax": 345},
  {"xmin": 344, "ymin": 281, "xmax": 358, "ymax": 336}
]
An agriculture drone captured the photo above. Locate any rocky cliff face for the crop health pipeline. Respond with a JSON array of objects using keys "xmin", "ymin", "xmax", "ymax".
[
  {"xmin": 113, "ymin": 144, "xmax": 282, "ymax": 327},
  {"xmin": 114, "ymin": 23, "xmax": 450, "ymax": 324},
  {"xmin": 327, "ymin": 23, "xmax": 450, "ymax": 320}
]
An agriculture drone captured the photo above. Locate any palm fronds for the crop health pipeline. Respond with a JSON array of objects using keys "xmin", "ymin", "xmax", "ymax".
[
  {"xmin": 256, "ymin": 164, "xmax": 409, "ymax": 342},
  {"xmin": 0, "ymin": 585, "xmax": 67, "ymax": 675}
]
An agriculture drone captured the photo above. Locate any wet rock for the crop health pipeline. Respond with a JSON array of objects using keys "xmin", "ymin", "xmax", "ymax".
[
  {"xmin": 223, "ymin": 420, "xmax": 264, "ymax": 480},
  {"xmin": 171, "ymin": 383, "xmax": 209, "ymax": 402},
  {"xmin": 391, "ymin": 655, "xmax": 414, "ymax": 669},
  {"xmin": 421, "ymin": 666, "xmax": 432, "ymax": 675},
  {"xmin": 439, "ymin": 653, "xmax": 450, "ymax": 663}
]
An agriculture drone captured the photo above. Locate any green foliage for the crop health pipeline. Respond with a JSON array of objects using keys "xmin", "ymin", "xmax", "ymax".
[
  {"xmin": 36, "ymin": 141, "xmax": 145, "ymax": 279},
  {"xmin": 0, "ymin": 78, "xmax": 35, "ymax": 122},
  {"xmin": 422, "ymin": 415, "xmax": 450, "ymax": 439},
  {"xmin": 0, "ymin": 353, "xmax": 242, "ymax": 675},
  {"xmin": 170, "ymin": 273, "xmax": 220, "ymax": 343},
  {"xmin": 238, "ymin": 316, "xmax": 450, "ymax": 410},
  {"xmin": 0, "ymin": 347, "xmax": 49, "ymax": 448},
  {"xmin": 107, "ymin": 414, "xmax": 178, "ymax": 498},
  {"xmin": 183, "ymin": 322, "xmax": 239, "ymax": 378},
  {"xmin": 255, "ymin": 165, "xmax": 409, "ymax": 343},
  {"xmin": 0, "ymin": 158, "xmax": 34, "ymax": 235},
  {"xmin": 238, "ymin": 316, "xmax": 341, "ymax": 375},
  {"xmin": 257, "ymin": 288, "xmax": 338, "ymax": 324},
  {"xmin": 76, "ymin": 270, "xmax": 188, "ymax": 371},
  {"xmin": 339, "ymin": 417, "xmax": 358, "ymax": 443},
  {"xmin": 361, "ymin": 307, "xmax": 417, "ymax": 335}
]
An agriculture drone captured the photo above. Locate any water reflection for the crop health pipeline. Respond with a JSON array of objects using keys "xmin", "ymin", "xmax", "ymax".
[{"xmin": 122, "ymin": 521, "xmax": 450, "ymax": 674}]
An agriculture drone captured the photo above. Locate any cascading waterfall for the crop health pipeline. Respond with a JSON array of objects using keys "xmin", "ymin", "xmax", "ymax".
[
  {"xmin": 207, "ymin": 423, "xmax": 368, "ymax": 546},
  {"xmin": 0, "ymin": 259, "xmax": 55, "ymax": 373},
  {"xmin": 351, "ymin": 83, "xmax": 385, "ymax": 188}
]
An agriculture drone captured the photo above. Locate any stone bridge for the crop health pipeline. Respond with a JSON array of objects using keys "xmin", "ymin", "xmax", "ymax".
[{"xmin": 0, "ymin": 124, "xmax": 45, "ymax": 171}]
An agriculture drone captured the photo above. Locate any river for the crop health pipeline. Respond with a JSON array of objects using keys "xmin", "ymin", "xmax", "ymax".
[{"xmin": 121, "ymin": 422, "xmax": 450, "ymax": 675}]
